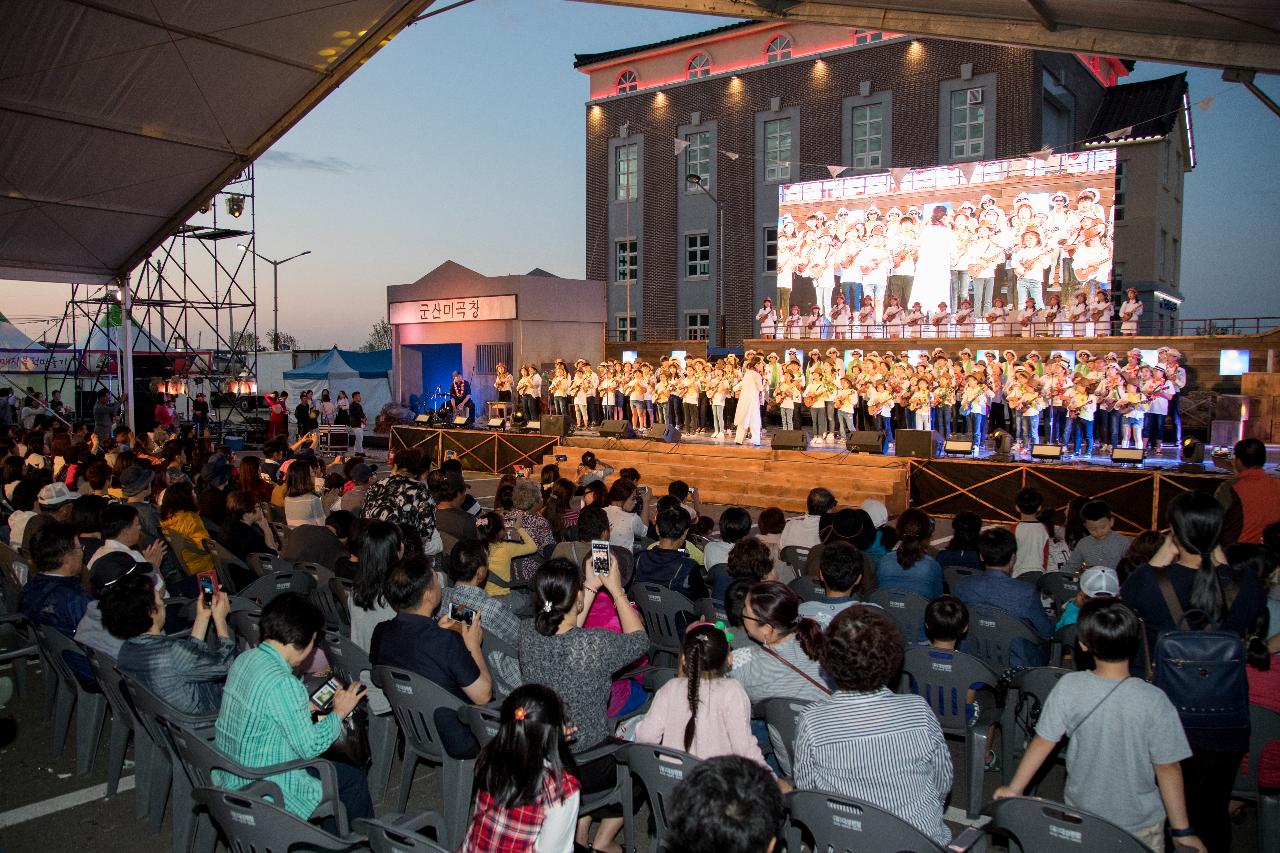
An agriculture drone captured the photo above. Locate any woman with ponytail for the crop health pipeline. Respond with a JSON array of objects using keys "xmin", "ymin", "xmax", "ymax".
[
  {"xmin": 1121, "ymin": 490, "xmax": 1265, "ymax": 853},
  {"xmin": 519, "ymin": 557, "xmax": 647, "ymax": 853},
  {"xmin": 874, "ymin": 508, "xmax": 943, "ymax": 599},
  {"xmin": 730, "ymin": 580, "xmax": 831, "ymax": 703},
  {"xmin": 463, "ymin": 684, "xmax": 581, "ymax": 852},
  {"xmin": 635, "ymin": 623, "xmax": 768, "ymax": 767}
]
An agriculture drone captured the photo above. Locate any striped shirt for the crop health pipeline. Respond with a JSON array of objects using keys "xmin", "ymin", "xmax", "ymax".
[
  {"xmin": 214, "ymin": 643, "xmax": 341, "ymax": 820},
  {"xmin": 793, "ymin": 688, "xmax": 953, "ymax": 844}
]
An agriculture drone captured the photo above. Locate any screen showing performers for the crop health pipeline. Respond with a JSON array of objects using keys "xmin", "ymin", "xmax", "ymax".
[{"xmin": 769, "ymin": 150, "xmax": 1117, "ymax": 340}]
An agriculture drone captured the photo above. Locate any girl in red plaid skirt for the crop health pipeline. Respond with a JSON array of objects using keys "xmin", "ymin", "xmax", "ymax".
[{"xmin": 463, "ymin": 684, "xmax": 581, "ymax": 852}]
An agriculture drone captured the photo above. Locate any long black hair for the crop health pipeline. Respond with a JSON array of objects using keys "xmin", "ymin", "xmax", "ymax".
[
  {"xmin": 473, "ymin": 684, "xmax": 579, "ymax": 808},
  {"xmin": 946, "ymin": 511, "xmax": 982, "ymax": 552},
  {"xmin": 1167, "ymin": 491, "xmax": 1227, "ymax": 623},
  {"xmin": 350, "ymin": 520, "xmax": 402, "ymax": 610},
  {"xmin": 747, "ymin": 580, "xmax": 824, "ymax": 661},
  {"xmin": 682, "ymin": 624, "xmax": 730, "ymax": 750},
  {"xmin": 532, "ymin": 558, "xmax": 582, "ymax": 636}
]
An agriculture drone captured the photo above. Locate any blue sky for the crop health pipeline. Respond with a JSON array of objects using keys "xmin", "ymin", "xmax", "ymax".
[{"xmin": 9, "ymin": 0, "xmax": 1279, "ymax": 348}]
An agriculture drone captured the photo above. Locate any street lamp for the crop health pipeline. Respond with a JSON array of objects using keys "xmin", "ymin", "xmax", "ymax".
[
  {"xmin": 685, "ymin": 173, "xmax": 726, "ymax": 347},
  {"xmin": 237, "ymin": 244, "xmax": 311, "ymax": 350}
]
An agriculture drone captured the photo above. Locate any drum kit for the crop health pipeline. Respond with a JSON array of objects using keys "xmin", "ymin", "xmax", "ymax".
[{"xmin": 414, "ymin": 386, "xmax": 457, "ymax": 426}]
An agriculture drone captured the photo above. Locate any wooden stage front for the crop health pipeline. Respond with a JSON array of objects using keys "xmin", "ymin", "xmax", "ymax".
[{"xmin": 391, "ymin": 425, "xmax": 1227, "ymax": 526}]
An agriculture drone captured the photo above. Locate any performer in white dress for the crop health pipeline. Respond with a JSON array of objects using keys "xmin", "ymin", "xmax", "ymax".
[
  {"xmin": 909, "ymin": 206, "xmax": 955, "ymax": 311},
  {"xmin": 829, "ymin": 293, "xmax": 853, "ymax": 340},
  {"xmin": 756, "ymin": 298, "xmax": 778, "ymax": 339},
  {"xmin": 1092, "ymin": 289, "xmax": 1114, "ymax": 337},
  {"xmin": 783, "ymin": 305, "xmax": 804, "ymax": 340},
  {"xmin": 1119, "ymin": 287, "xmax": 1143, "ymax": 335},
  {"xmin": 733, "ymin": 357, "xmax": 764, "ymax": 446},
  {"xmin": 927, "ymin": 302, "xmax": 950, "ymax": 339}
]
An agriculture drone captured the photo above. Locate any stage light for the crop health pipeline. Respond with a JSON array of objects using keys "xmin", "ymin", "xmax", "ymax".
[
  {"xmin": 1111, "ymin": 447, "xmax": 1145, "ymax": 465},
  {"xmin": 198, "ymin": 199, "xmax": 211, "ymax": 214},
  {"xmin": 686, "ymin": 173, "xmax": 703, "ymax": 188},
  {"xmin": 1031, "ymin": 444, "xmax": 1063, "ymax": 461},
  {"xmin": 991, "ymin": 429, "xmax": 1013, "ymax": 462},
  {"xmin": 1181, "ymin": 437, "xmax": 1205, "ymax": 464},
  {"xmin": 226, "ymin": 194, "xmax": 246, "ymax": 218},
  {"xmin": 943, "ymin": 436, "xmax": 975, "ymax": 455}
]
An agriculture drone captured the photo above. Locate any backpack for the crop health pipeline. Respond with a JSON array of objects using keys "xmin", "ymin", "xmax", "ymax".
[{"xmin": 1150, "ymin": 569, "xmax": 1249, "ymax": 739}]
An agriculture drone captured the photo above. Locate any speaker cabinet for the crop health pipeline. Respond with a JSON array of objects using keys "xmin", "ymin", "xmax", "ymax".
[
  {"xmin": 943, "ymin": 437, "xmax": 975, "ymax": 454},
  {"xmin": 539, "ymin": 414, "xmax": 570, "ymax": 437},
  {"xmin": 1111, "ymin": 447, "xmax": 1145, "ymax": 464},
  {"xmin": 648, "ymin": 424, "xmax": 681, "ymax": 443},
  {"xmin": 1031, "ymin": 444, "xmax": 1063, "ymax": 460},
  {"xmin": 895, "ymin": 429, "xmax": 940, "ymax": 459},
  {"xmin": 771, "ymin": 430, "xmax": 809, "ymax": 450},
  {"xmin": 845, "ymin": 430, "xmax": 884, "ymax": 454},
  {"xmin": 598, "ymin": 420, "xmax": 634, "ymax": 439}
]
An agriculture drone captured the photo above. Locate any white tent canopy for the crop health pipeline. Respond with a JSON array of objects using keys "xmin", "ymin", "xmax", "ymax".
[
  {"xmin": 283, "ymin": 348, "xmax": 392, "ymax": 420},
  {"xmin": 0, "ymin": 313, "xmax": 38, "ymax": 350}
]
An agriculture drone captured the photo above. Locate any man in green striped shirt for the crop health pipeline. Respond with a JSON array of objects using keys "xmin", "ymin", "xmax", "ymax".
[{"xmin": 214, "ymin": 593, "xmax": 370, "ymax": 825}]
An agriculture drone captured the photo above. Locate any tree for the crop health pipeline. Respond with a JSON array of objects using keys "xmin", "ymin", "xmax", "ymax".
[
  {"xmin": 229, "ymin": 330, "xmax": 300, "ymax": 353},
  {"xmin": 361, "ymin": 319, "xmax": 392, "ymax": 352}
]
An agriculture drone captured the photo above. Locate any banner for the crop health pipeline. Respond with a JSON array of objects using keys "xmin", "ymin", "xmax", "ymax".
[
  {"xmin": 389, "ymin": 294, "xmax": 518, "ymax": 325},
  {"xmin": 0, "ymin": 348, "xmax": 80, "ymax": 374}
]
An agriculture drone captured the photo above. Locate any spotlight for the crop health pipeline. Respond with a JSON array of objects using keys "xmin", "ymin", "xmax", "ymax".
[
  {"xmin": 1180, "ymin": 437, "xmax": 1205, "ymax": 464},
  {"xmin": 943, "ymin": 435, "xmax": 975, "ymax": 455},
  {"xmin": 198, "ymin": 199, "xmax": 211, "ymax": 214},
  {"xmin": 990, "ymin": 429, "xmax": 1013, "ymax": 462},
  {"xmin": 686, "ymin": 174, "xmax": 703, "ymax": 188},
  {"xmin": 226, "ymin": 194, "xmax": 246, "ymax": 218}
]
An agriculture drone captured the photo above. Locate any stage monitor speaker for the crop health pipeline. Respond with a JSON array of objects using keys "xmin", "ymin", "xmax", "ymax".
[
  {"xmin": 943, "ymin": 437, "xmax": 975, "ymax": 455},
  {"xmin": 895, "ymin": 429, "xmax": 940, "ymax": 459},
  {"xmin": 1031, "ymin": 444, "xmax": 1063, "ymax": 460},
  {"xmin": 845, "ymin": 431, "xmax": 883, "ymax": 454},
  {"xmin": 772, "ymin": 430, "xmax": 809, "ymax": 451},
  {"xmin": 414, "ymin": 414, "xmax": 432, "ymax": 423},
  {"xmin": 648, "ymin": 424, "xmax": 681, "ymax": 443},
  {"xmin": 599, "ymin": 420, "xmax": 634, "ymax": 439},
  {"xmin": 539, "ymin": 414, "xmax": 570, "ymax": 438},
  {"xmin": 486, "ymin": 418, "xmax": 505, "ymax": 430},
  {"xmin": 1111, "ymin": 447, "xmax": 1145, "ymax": 465}
]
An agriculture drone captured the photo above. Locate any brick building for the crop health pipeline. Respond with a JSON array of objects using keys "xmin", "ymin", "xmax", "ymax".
[{"xmin": 576, "ymin": 21, "xmax": 1164, "ymax": 346}]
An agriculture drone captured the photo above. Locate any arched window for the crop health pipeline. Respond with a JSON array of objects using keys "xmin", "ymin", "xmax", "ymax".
[
  {"xmin": 765, "ymin": 35, "xmax": 792, "ymax": 62},
  {"xmin": 615, "ymin": 69, "xmax": 639, "ymax": 94},
  {"xmin": 687, "ymin": 53, "xmax": 712, "ymax": 79}
]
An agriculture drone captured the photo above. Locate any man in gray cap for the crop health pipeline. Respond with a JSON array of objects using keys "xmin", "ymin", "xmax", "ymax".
[
  {"xmin": 340, "ymin": 462, "xmax": 374, "ymax": 514},
  {"xmin": 20, "ymin": 481, "xmax": 82, "ymax": 552}
]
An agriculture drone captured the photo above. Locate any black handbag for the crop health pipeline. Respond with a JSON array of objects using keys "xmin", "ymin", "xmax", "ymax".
[{"xmin": 322, "ymin": 703, "xmax": 371, "ymax": 768}]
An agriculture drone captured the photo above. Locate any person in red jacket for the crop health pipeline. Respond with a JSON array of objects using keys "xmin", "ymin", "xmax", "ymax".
[{"xmin": 1217, "ymin": 438, "xmax": 1280, "ymax": 545}]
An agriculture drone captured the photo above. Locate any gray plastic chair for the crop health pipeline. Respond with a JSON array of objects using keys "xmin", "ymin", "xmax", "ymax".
[
  {"xmin": 313, "ymin": 583, "xmax": 347, "ymax": 633},
  {"xmin": 1232, "ymin": 703, "xmax": 1280, "ymax": 853},
  {"xmin": 1040, "ymin": 571, "xmax": 1081, "ymax": 610},
  {"xmin": 462, "ymin": 703, "xmax": 502, "ymax": 745},
  {"xmin": 229, "ymin": 609, "xmax": 261, "ymax": 650},
  {"xmin": 247, "ymin": 552, "xmax": 292, "ymax": 577},
  {"xmin": 866, "ymin": 587, "xmax": 931, "ymax": 643},
  {"xmin": 983, "ymin": 795, "xmax": 1152, "ymax": 852},
  {"xmin": 169, "ymin": 722, "xmax": 351, "ymax": 845},
  {"xmin": 191, "ymin": 786, "xmax": 362, "ymax": 853},
  {"xmin": 998, "ymin": 666, "xmax": 1071, "ymax": 789},
  {"xmin": 899, "ymin": 645, "xmax": 1002, "ymax": 818},
  {"xmin": 0, "ymin": 547, "xmax": 37, "ymax": 698},
  {"xmin": 1016, "ymin": 570, "xmax": 1043, "ymax": 586},
  {"xmin": 632, "ymin": 582, "xmax": 698, "ymax": 666},
  {"xmin": 785, "ymin": 789, "xmax": 948, "ymax": 853},
  {"xmin": 617, "ymin": 744, "xmax": 703, "ymax": 850},
  {"xmin": 32, "ymin": 624, "xmax": 106, "ymax": 775},
  {"xmin": 943, "ymin": 564, "xmax": 982, "ymax": 592},
  {"xmin": 237, "ymin": 570, "xmax": 317, "ymax": 606},
  {"xmin": 480, "ymin": 629, "xmax": 521, "ymax": 700},
  {"xmin": 788, "ymin": 575, "xmax": 824, "ymax": 603},
  {"xmin": 1049, "ymin": 623, "xmax": 1078, "ymax": 668},
  {"xmin": 965, "ymin": 604, "xmax": 1050, "ymax": 670},
  {"xmin": 761, "ymin": 696, "xmax": 813, "ymax": 778},
  {"xmin": 205, "ymin": 540, "xmax": 250, "ymax": 594},
  {"xmin": 780, "ymin": 545, "xmax": 811, "ymax": 580},
  {"xmin": 84, "ymin": 647, "xmax": 152, "ymax": 798},
  {"xmin": 324, "ymin": 630, "xmax": 394, "ymax": 802},
  {"xmin": 373, "ymin": 665, "xmax": 477, "ymax": 848},
  {"xmin": 356, "ymin": 813, "xmax": 450, "ymax": 853}
]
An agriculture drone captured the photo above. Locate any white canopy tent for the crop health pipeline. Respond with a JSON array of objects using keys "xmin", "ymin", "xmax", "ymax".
[{"xmin": 283, "ymin": 348, "xmax": 393, "ymax": 422}]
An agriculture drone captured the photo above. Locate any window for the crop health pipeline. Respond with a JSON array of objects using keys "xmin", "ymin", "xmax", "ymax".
[
  {"xmin": 686, "ymin": 313, "xmax": 711, "ymax": 341},
  {"xmin": 615, "ymin": 143, "xmax": 638, "ymax": 201},
  {"xmin": 764, "ymin": 226, "xmax": 778, "ymax": 273},
  {"xmin": 764, "ymin": 117, "xmax": 793, "ymax": 182},
  {"xmin": 685, "ymin": 233, "xmax": 711, "ymax": 278},
  {"xmin": 685, "ymin": 131, "xmax": 711, "ymax": 189},
  {"xmin": 950, "ymin": 88, "xmax": 985, "ymax": 159},
  {"xmin": 615, "ymin": 314, "xmax": 636, "ymax": 342},
  {"xmin": 765, "ymin": 35, "xmax": 792, "ymax": 62},
  {"xmin": 851, "ymin": 103, "xmax": 884, "ymax": 169},
  {"xmin": 1159, "ymin": 229, "xmax": 1168, "ymax": 281},
  {"xmin": 476, "ymin": 343, "xmax": 512, "ymax": 376},
  {"xmin": 615, "ymin": 240, "xmax": 637, "ymax": 282},
  {"xmin": 1041, "ymin": 72, "xmax": 1074, "ymax": 151},
  {"xmin": 1112, "ymin": 262, "xmax": 1125, "ymax": 291},
  {"xmin": 1161, "ymin": 139, "xmax": 1170, "ymax": 187},
  {"xmin": 615, "ymin": 69, "xmax": 638, "ymax": 94},
  {"xmin": 1172, "ymin": 237, "xmax": 1180, "ymax": 286},
  {"xmin": 1113, "ymin": 160, "xmax": 1127, "ymax": 222},
  {"xmin": 687, "ymin": 53, "xmax": 711, "ymax": 79},
  {"xmin": 852, "ymin": 28, "xmax": 883, "ymax": 45}
]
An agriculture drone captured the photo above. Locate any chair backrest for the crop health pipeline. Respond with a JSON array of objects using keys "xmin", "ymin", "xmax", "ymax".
[
  {"xmin": 164, "ymin": 529, "xmax": 207, "ymax": 576},
  {"xmin": 1005, "ymin": 666, "xmax": 1071, "ymax": 755},
  {"xmin": 788, "ymin": 575, "xmax": 824, "ymax": 603},
  {"xmin": 229, "ymin": 610, "xmax": 262, "ymax": 650},
  {"xmin": 463, "ymin": 703, "xmax": 502, "ymax": 746},
  {"xmin": 694, "ymin": 597, "xmax": 725, "ymax": 624},
  {"xmin": 238, "ymin": 570, "xmax": 317, "ymax": 607},
  {"xmin": 311, "ymin": 584, "xmax": 346, "ymax": 632},
  {"xmin": 1050, "ymin": 623, "xmax": 1079, "ymax": 668},
  {"xmin": 1235, "ymin": 703, "xmax": 1280, "ymax": 799},
  {"xmin": 966, "ymin": 605, "xmax": 1048, "ymax": 670},
  {"xmin": 632, "ymin": 582, "xmax": 698, "ymax": 658},
  {"xmin": 943, "ymin": 564, "xmax": 981, "ymax": 592},
  {"xmin": 900, "ymin": 646, "xmax": 1001, "ymax": 735},
  {"xmin": 324, "ymin": 630, "xmax": 372, "ymax": 684},
  {"xmin": 866, "ymin": 587, "xmax": 931, "ymax": 643},
  {"xmin": 191, "ymin": 787, "xmax": 358, "ymax": 853},
  {"xmin": 85, "ymin": 647, "xmax": 137, "ymax": 729},
  {"xmin": 1040, "ymin": 571, "xmax": 1081, "ymax": 609},
  {"xmin": 780, "ymin": 546, "xmax": 811, "ymax": 579},
  {"xmin": 373, "ymin": 665, "xmax": 463, "ymax": 763},
  {"xmin": 1016, "ymin": 570, "xmax": 1043, "ymax": 586},
  {"xmin": 247, "ymin": 553, "xmax": 293, "ymax": 577},
  {"xmin": 356, "ymin": 816, "xmax": 450, "ymax": 853},
  {"xmin": 983, "ymin": 796, "xmax": 1152, "ymax": 853},
  {"xmin": 785, "ymin": 789, "xmax": 947, "ymax": 853},
  {"xmin": 209, "ymin": 541, "xmax": 250, "ymax": 594},
  {"xmin": 762, "ymin": 697, "xmax": 813, "ymax": 778},
  {"xmin": 32, "ymin": 623, "xmax": 90, "ymax": 690},
  {"xmin": 121, "ymin": 674, "xmax": 219, "ymax": 762},
  {"xmin": 619, "ymin": 744, "xmax": 702, "ymax": 844}
]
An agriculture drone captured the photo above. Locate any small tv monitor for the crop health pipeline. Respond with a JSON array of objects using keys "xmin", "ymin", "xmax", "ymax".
[
  {"xmin": 1220, "ymin": 350, "xmax": 1250, "ymax": 376},
  {"xmin": 621, "ymin": 350, "xmax": 638, "ymax": 364},
  {"xmin": 670, "ymin": 349, "xmax": 687, "ymax": 364}
]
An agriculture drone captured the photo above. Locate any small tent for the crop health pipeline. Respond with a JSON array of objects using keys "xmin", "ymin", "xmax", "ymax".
[
  {"xmin": 0, "ymin": 313, "xmax": 37, "ymax": 350},
  {"xmin": 283, "ymin": 348, "xmax": 393, "ymax": 419}
]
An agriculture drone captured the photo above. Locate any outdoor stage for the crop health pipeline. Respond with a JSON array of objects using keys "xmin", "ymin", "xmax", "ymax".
[{"xmin": 390, "ymin": 424, "xmax": 1228, "ymax": 525}]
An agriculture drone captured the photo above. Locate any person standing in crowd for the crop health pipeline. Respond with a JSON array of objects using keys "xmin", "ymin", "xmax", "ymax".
[
  {"xmin": 266, "ymin": 390, "xmax": 288, "ymax": 439},
  {"xmin": 92, "ymin": 388, "xmax": 123, "ymax": 442},
  {"xmin": 1216, "ymin": 437, "xmax": 1280, "ymax": 546},
  {"xmin": 733, "ymin": 356, "xmax": 764, "ymax": 447},
  {"xmin": 349, "ymin": 391, "xmax": 366, "ymax": 453},
  {"xmin": 191, "ymin": 392, "xmax": 209, "ymax": 438},
  {"xmin": 1065, "ymin": 500, "xmax": 1132, "ymax": 572}
]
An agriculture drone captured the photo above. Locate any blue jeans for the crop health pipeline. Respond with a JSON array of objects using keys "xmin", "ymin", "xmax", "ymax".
[
  {"xmin": 969, "ymin": 412, "xmax": 987, "ymax": 446},
  {"xmin": 881, "ymin": 414, "xmax": 895, "ymax": 449},
  {"xmin": 781, "ymin": 407, "xmax": 795, "ymax": 430},
  {"xmin": 1073, "ymin": 418, "xmax": 1094, "ymax": 456},
  {"xmin": 712, "ymin": 404, "xmax": 725, "ymax": 434},
  {"xmin": 932, "ymin": 405, "xmax": 952, "ymax": 437},
  {"xmin": 970, "ymin": 276, "xmax": 995, "ymax": 315},
  {"xmin": 1145, "ymin": 413, "xmax": 1165, "ymax": 448},
  {"xmin": 812, "ymin": 404, "xmax": 828, "ymax": 436},
  {"xmin": 1016, "ymin": 276, "xmax": 1043, "ymax": 309},
  {"xmin": 1019, "ymin": 414, "xmax": 1040, "ymax": 446},
  {"xmin": 837, "ymin": 410, "xmax": 853, "ymax": 438}
]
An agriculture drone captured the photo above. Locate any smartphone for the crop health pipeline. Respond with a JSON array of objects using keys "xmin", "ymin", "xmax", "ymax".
[
  {"xmin": 555, "ymin": 454, "xmax": 568, "ymax": 462},
  {"xmin": 591, "ymin": 539, "xmax": 611, "ymax": 575},
  {"xmin": 503, "ymin": 518, "xmax": 518, "ymax": 541},
  {"xmin": 514, "ymin": 465, "xmax": 528, "ymax": 479},
  {"xmin": 449, "ymin": 603, "xmax": 475, "ymax": 626},
  {"xmin": 197, "ymin": 570, "xmax": 218, "ymax": 606},
  {"xmin": 309, "ymin": 676, "xmax": 342, "ymax": 712},
  {"xmin": 445, "ymin": 450, "xmax": 457, "ymax": 460}
]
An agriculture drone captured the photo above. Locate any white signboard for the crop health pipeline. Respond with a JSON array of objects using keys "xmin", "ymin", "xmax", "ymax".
[
  {"xmin": 389, "ymin": 294, "xmax": 517, "ymax": 325},
  {"xmin": 0, "ymin": 348, "xmax": 79, "ymax": 374}
]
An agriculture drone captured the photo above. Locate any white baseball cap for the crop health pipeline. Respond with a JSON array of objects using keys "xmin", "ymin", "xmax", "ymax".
[{"xmin": 1080, "ymin": 566, "xmax": 1120, "ymax": 598}]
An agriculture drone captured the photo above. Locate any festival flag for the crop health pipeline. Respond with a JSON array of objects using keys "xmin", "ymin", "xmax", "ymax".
[
  {"xmin": 673, "ymin": 138, "xmax": 690, "ymax": 155},
  {"xmin": 826, "ymin": 165, "xmax": 846, "ymax": 178},
  {"xmin": 889, "ymin": 167, "xmax": 910, "ymax": 188},
  {"xmin": 1196, "ymin": 95, "xmax": 1215, "ymax": 111},
  {"xmin": 1030, "ymin": 146, "xmax": 1055, "ymax": 160},
  {"xmin": 966, "ymin": 162, "xmax": 982, "ymax": 184},
  {"xmin": 1104, "ymin": 126, "xmax": 1134, "ymax": 140}
]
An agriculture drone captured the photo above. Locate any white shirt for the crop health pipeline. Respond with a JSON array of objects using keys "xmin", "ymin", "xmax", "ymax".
[
  {"xmin": 779, "ymin": 514, "xmax": 822, "ymax": 552},
  {"xmin": 605, "ymin": 505, "xmax": 647, "ymax": 551}
]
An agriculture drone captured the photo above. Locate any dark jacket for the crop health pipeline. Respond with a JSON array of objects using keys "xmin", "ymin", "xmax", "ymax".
[{"xmin": 632, "ymin": 547, "xmax": 708, "ymax": 601}]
